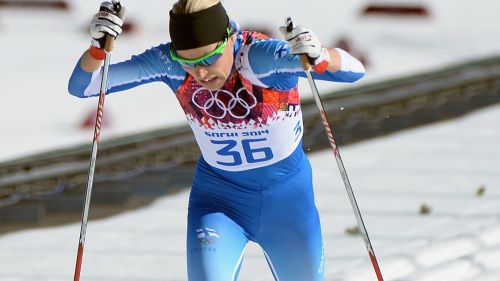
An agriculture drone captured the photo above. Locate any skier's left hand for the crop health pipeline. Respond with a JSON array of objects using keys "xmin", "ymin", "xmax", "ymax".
[{"xmin": 279, "ymin": 25, "xmax": 330, "ymax": 73}]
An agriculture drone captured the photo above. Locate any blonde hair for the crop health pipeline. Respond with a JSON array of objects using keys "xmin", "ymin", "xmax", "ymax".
[{"xmin": 172, "ymin": 0, "xmax": 220, "ymax": 14}]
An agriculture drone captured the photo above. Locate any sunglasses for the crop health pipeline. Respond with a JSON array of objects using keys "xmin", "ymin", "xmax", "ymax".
[{"xmin": 170, "ymin": 27, "xmax": 232, "ymax": 68}]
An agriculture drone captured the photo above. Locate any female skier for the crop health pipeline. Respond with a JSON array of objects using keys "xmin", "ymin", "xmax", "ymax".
[{"xmin": 68, "ymin": 0, "xmax": 365, "ymax": 280}]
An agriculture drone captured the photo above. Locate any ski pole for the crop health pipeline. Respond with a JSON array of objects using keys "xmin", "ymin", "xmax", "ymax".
[
  {"xmin": 285, "ymin": 17, "xmax": 385, "ymax": 281},
  {"xmin": 73, "ymin": 1, "xmax": 123, "ymax": 281}
]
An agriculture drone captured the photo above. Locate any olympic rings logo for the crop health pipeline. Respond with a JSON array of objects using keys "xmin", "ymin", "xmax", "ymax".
[{"xmin": 191, "ymin": 87, "xmax": 257, "ymax": 119}]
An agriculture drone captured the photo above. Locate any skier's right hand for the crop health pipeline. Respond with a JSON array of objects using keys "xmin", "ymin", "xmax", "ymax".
[{"xmin": 89, "ymin": 1, "xmax": 124, "ymax": 51}]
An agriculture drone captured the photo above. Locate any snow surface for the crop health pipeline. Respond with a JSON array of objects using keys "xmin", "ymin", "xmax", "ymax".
[{"xmin": 1, "ymin": 0, "xmax": 500, "ymax": 280}]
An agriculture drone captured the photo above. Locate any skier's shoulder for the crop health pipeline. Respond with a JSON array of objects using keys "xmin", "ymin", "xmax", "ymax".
[
  {"xmin": 133, "ymin": 42, "xmax": 178, "ymax": 67},
  {"xmin": 239, "ymin": 30, "xmax": 287, "ymax": 58},
  {"xmin": 132, "ymin": 42, "xmax": 186, "ymax": 80},
  {"xmin": 236, "ymin": 30, "xmax": 289, "ymax": 75}
]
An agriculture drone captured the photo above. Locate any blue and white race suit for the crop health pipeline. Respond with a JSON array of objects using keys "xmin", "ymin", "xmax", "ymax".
[{"xmin": 69, "ymin": 26, "xmax": 365, "ymax": 281}]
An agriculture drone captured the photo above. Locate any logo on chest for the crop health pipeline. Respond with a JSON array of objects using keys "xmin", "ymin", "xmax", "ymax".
[
  {"xmin": 176, "ymin": 74, "xmax": 300, "ymax": 129},
  {"xmin": 192, "ymin": 87, "xmax": 257, "ymax": 120}
]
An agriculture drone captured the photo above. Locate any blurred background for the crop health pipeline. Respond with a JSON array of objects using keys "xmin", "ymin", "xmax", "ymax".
[{"xmin": 1, "ymin": 0, "xmax": 500, "ymax": 280}]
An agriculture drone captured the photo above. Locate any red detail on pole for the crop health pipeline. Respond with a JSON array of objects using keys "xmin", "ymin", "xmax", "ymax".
[
  {"xmin": 93, "ymin": 92, "xmax": 106, "ymax": 142},
  {"xmin": 370, "ymin": 251, "xmax": 385, "ymax": 281},
  {"xmin": 319, "ymin": 110, "xmax": 339, "ymax": 156},
  {"xmin": 80, "ymin": 108, "xmax": 111, "ymax": 131},
  {"xmin": 74, "ymin": 243, "xmax": 84, "ymax": 281}
]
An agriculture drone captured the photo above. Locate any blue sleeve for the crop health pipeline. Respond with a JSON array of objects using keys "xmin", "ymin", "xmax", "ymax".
[
  {"xmin": 68, "ymin": 43, "xmax": 187, "ymax": 98},
  {"xmin": 246, "ymin": 39, "xmax": 365, "ymax": 90}
]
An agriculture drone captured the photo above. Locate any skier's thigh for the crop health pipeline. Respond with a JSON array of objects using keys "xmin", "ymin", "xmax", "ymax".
[{"xmin": 187, "ymin": 211, "xmax": 248, "ymax": 281}]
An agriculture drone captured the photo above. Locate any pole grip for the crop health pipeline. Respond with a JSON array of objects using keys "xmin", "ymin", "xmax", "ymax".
[
  {"xmin": 300, "ymin": 55, "xmax": 312, "ymax": 71},
  {"xmin": 104, "ymin": 36, "xmax": 115, "ymax": 53},
  {"xmin": 285, "ymin": 17, "xmax": 312, "ymax": 71},
  {"xmin": 102, "ymin": 0, "xmax": 124, "ymax": 53}
]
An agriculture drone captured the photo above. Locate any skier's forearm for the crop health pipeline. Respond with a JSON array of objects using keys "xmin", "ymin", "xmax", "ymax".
[
  {"xmin": 327, "ymin": 48, "xmax": 365, "ymax": 82},
  {"xmin": 326, "ymin": 48, "xmax": 341, "ymax": 73},
  {"xmin": 294, "ymin": 48, "xmax": 364, "ymax": 83},
  {"xmin": 81, "ymin": 50, "xmax": 104, "ymax": 73},
  {"xmin": 68, "ymin": 51, "xmax": 103, "ymax": 98}
]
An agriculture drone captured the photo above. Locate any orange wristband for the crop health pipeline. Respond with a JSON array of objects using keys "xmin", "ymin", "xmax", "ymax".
[
  {"xmin": 312, "ymin": 60, "xmax": 329, "ymax": 74},
  {"xmin": 89, "ymin": 46, "xmax": 106, "ymax": 60}
]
